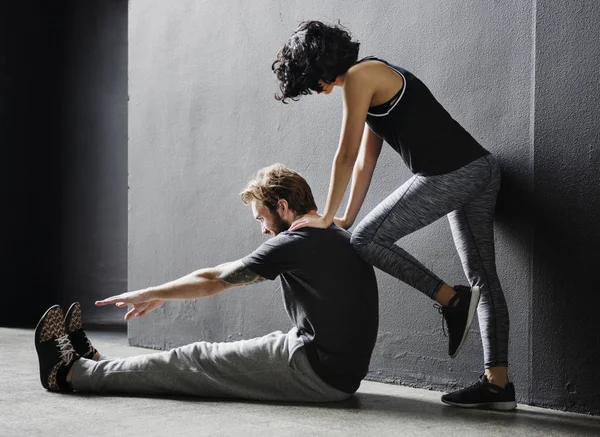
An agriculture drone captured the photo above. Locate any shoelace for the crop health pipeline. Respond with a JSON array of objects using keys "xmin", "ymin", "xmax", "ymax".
[
  {"xmin": 433, "ymin": 303, "xmax": 447, "ymax": 337},
  {"xmin": 56, "ymin": 334, "xmax": 76, "ymax": 364}
]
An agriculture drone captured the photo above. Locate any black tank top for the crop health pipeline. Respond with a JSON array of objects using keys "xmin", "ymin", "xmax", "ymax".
[{"xmin": 358, "ymin": 56, "xmax": 490, "ymax": 176}]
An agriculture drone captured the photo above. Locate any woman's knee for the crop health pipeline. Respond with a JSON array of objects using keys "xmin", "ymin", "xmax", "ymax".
[{"xmin": 350, "ymin": 227, "xmax": 372, "ymax": 256}]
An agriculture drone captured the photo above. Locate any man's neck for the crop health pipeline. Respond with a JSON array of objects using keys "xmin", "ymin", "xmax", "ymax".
[
  {"xmin": 285, "ymin": 210, "xmax": 320, "ymax": 227},
  {"xmin": 295, "ymin": 210, "xmax": 319, "ymax": 221}
]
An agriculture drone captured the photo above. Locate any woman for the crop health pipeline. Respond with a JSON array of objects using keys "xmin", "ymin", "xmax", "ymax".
[{"xmin": 271, "ymin": 20, "xmax": 515, "ymax": 411}]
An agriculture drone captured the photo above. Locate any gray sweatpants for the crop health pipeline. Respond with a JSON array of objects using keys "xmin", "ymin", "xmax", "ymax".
[
  {"xmin": 352, "ymin": 154, "xmax": 509, "ymax": 368},
  {"xmin": 70, "ymin": 327, "xmax": 351, "ymax": 402}
]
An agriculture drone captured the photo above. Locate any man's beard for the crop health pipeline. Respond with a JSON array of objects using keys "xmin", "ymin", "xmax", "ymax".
[{"xmin": 270, "ymin": 210, "xmax": 290, "ymax": 235}]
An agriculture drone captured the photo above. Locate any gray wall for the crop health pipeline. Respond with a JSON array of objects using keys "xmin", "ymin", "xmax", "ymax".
[
  {"xmin": 127, "ymin": 0, "xmax": 600, "ymax": 414},
  {"xmin": 531, "ymin": 1, "xmax": 600, "ymax": 413}
]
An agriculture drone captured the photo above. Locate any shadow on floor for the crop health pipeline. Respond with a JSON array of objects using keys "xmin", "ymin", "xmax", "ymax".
[{"xmin": 70, "ymin": 390, "xmax": 600, "ymax": 436}]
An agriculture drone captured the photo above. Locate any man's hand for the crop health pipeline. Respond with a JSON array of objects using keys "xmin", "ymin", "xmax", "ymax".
[
  {"xmin": 96, "ymin": 290, "xmax": 165, "ymax": 321},
  {"xmin": 289, "ymin": 214, "xmax": 332, "ymax": 231}
]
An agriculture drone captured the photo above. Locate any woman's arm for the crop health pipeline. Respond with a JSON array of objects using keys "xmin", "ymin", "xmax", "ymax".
[
  {"xmin": 289, "ymin": 69, "xmax": 375, "ymax": 231},
  {"xmin": 336, "ymin": 124, "xmax": 383, "ymax": 229}
]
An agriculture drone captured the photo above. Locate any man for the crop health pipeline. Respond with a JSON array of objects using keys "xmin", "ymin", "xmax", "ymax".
[{"xmin": 34, "ymin": 164, "xmax": 379, "ymax": 401}]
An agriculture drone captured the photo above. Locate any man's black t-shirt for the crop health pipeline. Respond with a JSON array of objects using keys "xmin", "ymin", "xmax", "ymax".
[{"xmin": 241, "ymin": 224, "xmax": 379, "ymax": 394}]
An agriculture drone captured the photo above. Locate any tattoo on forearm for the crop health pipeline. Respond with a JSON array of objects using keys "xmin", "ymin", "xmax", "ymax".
[{"xmin": 217, "ymin": 261, "xmax": 266, "ymax": 286}]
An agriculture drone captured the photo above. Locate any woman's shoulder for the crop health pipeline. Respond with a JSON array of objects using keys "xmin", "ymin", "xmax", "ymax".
[
  {"xmin": 347, "ymin": 56, "xmax": 404, "ymax": 82},
  {"xmin": 351, "ymin": 57, "xmax": 414, "ymax": 82},
  {"xmin": 350, "ymin": 56, "xmax": 403, "ymax": 73},
  {"xmin": 355, "ymin": 55, "xmax": 383, "ymax": 63},
  {"xmin": 349, "ymin": 57, "xmax": 384, "ymax": 74}
]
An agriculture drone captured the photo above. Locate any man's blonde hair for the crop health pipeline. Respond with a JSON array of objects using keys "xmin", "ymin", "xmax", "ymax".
[{"xmin": 240, "ymin": 164, "xmax": 317, "ymax": 215}]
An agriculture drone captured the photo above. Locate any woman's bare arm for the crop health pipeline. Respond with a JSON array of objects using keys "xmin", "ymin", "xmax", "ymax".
[
  {"xmin": 290, "ymin": 68, "xmax": 375, "ymax": 230},
  {"xmin": 337, "ymin": 124, "xmax": 383, "ymax": 228}
]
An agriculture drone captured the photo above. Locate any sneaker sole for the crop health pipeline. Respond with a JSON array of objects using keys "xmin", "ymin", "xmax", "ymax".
[
  {"xmin": 64, "ymin": 302, "xmax": 80, "ymax": 332},
  {"xmin": 34, "ymin": 304, "xmax": 61, "ymax": 346},
  {"xmin": 450, "ymin": 286, "xmax": 481, "ymax": 358},
  {"xmin": 442, "ymin": 398, "xmax": 517, "ymax": 411},
  {"xmin": 34, "ymin": 305, "xmax": 62, "ymax": 390}
]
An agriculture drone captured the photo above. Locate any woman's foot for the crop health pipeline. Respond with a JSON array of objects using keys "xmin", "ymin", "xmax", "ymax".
[
  {"xmin": 434, "ymin": 285, "xmax": 481, "ymax": 357},
  {"xmin": 434, "ymin": 284, "xmax": 459, "ymax": 307},
  {"xmin": 485, "ymin": 366, "xmax": 509, "ymax": 388},
  {"xmin": 441, "ymin": 374, "xmax": 517, "ymax": 411}
]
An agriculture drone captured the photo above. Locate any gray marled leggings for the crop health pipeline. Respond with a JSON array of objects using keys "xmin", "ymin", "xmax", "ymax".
[{"xmin": 351, "ymin": 154, "xmax": 508, "ymax": 368}]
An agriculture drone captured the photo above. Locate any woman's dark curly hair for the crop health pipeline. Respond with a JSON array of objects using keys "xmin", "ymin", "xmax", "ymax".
[{"xmin": 272, "ymin": 20, "xmax": 360, "ymax": 103}]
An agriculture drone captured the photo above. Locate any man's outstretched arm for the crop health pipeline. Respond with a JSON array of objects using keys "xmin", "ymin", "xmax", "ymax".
[{"xmin": 95, "ymin": 260, "xmax": 266, "ymax": 320}]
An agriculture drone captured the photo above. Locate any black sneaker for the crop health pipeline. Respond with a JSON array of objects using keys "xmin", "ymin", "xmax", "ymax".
[
  {"xmin": 34, "ymin": 305, "xmax": 79, "ymax": 392},
  {"xmin": 64, "ymin": 302, "xmax": 98, "ymax": 360},
  {"xmin": 442, "ymin": 375, "xmax": 517, "ymax": 411},
  {"xmin": 435, "ymin": 285, "xmax": 480, "ymax": 357}
]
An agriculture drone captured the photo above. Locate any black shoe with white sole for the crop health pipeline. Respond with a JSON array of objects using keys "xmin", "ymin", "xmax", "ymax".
[
  {"xmin": 435, "ymin": 285, "xmax": 480, "ymax": 358},
  {"xmin": 441, "ymin": 374, "xmax": 517, "ymax": 411},
  {"xmin": 34, "ymin": 305, "xmax": 79, "ymax": 392}
]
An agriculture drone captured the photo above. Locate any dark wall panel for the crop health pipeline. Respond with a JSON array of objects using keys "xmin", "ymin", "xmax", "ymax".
[
  {"xmin": 0, "ymin": 1, "xmax": 128, "ymax": 327},
  {"xmin": 1, "ymin": 2, "xmax": 67, "ymax": 326},
  {"xmin": 59, "ymin": 0, "xmax": 128, "ymax": 325},
  {"xmin": 532, "ymin": 1, "xmax": 600, "ymax": 414}
]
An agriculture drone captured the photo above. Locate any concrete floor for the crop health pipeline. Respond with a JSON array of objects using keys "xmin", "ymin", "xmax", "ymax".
[{"xmin": 2, "ymin": 327, "xmax": 599, "ymax": 437}]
